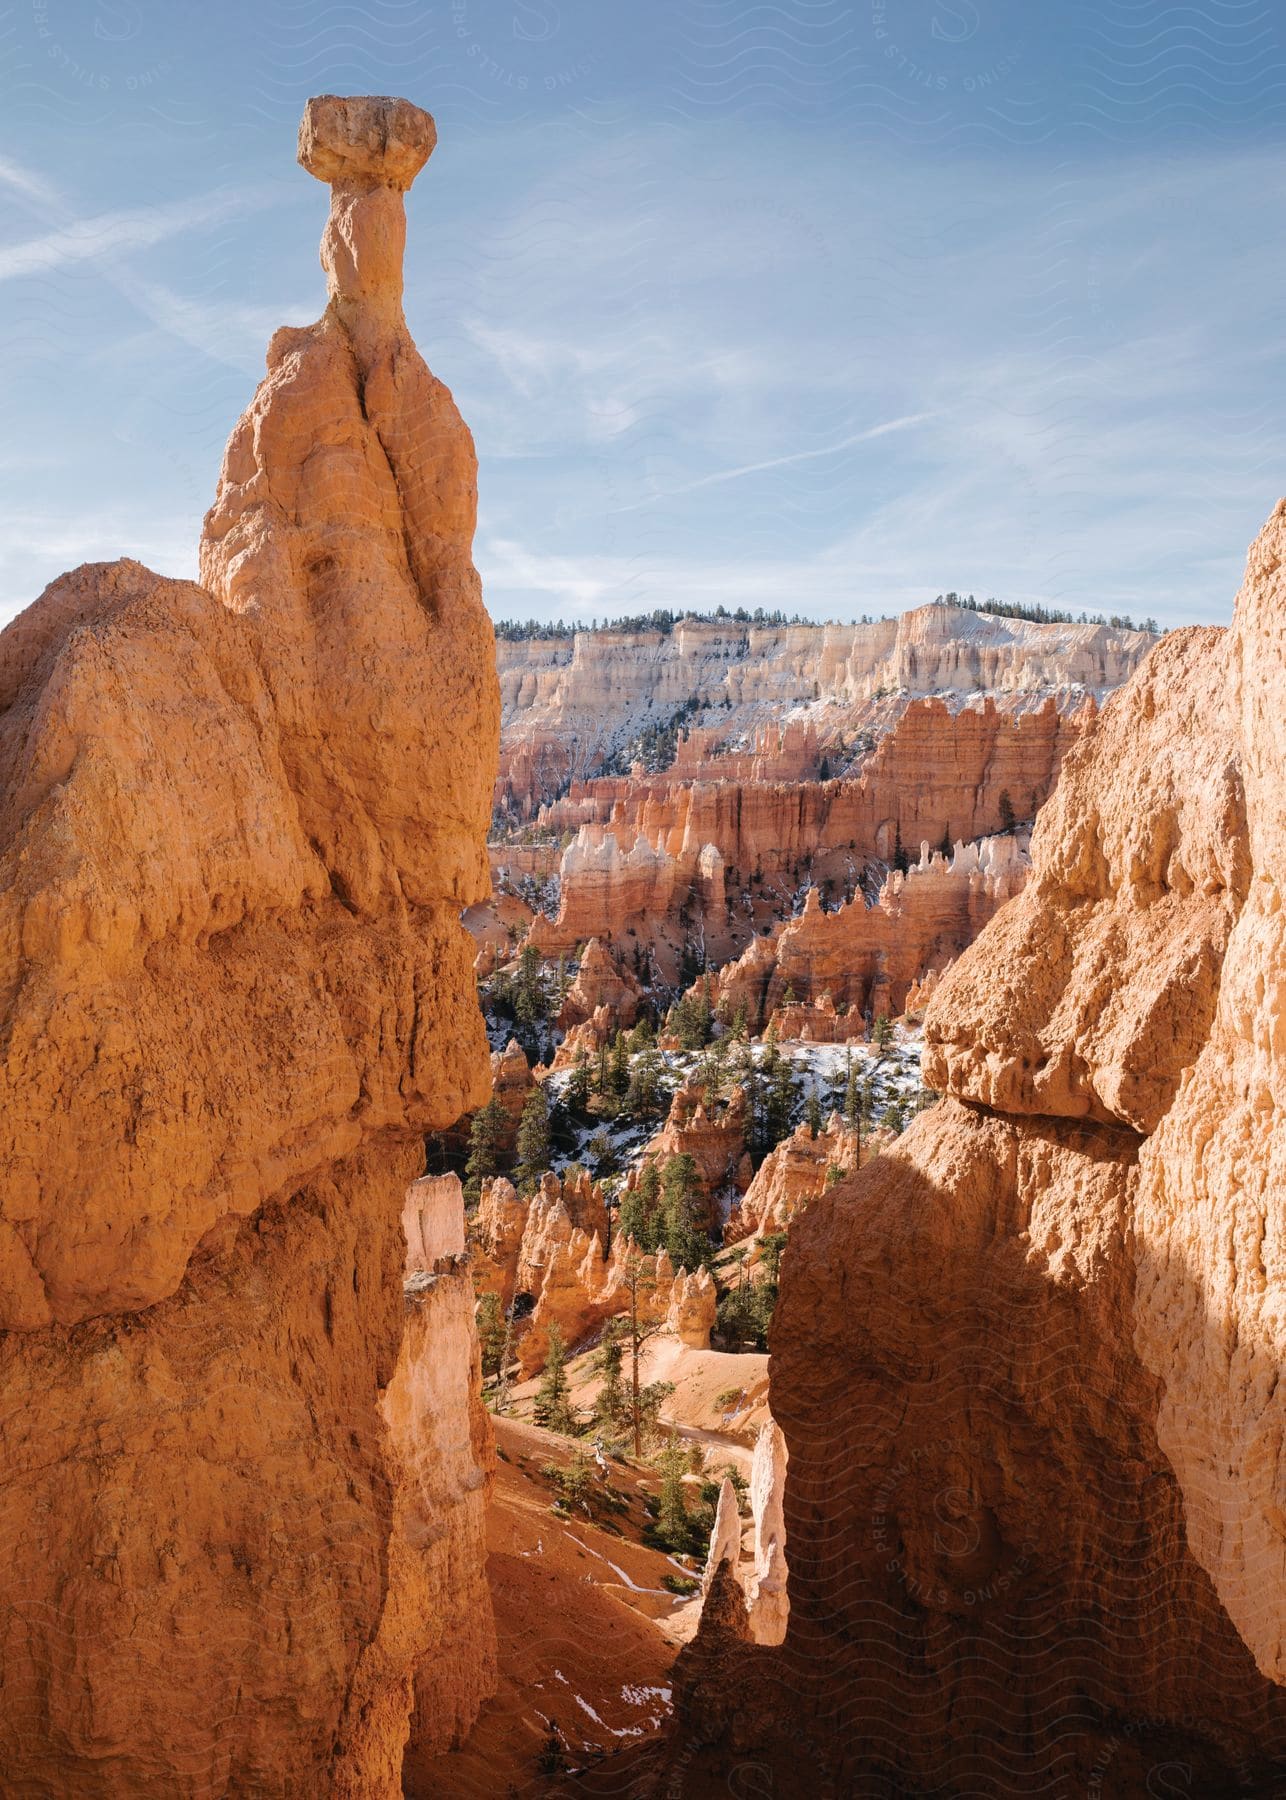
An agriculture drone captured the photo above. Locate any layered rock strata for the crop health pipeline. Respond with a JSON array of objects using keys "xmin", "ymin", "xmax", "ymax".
[
  {"xmin": 664, "ymin": 513, "xmax": 1286, "ymax": 1792},
  {"xmin": 0, "ymin": 95, "xmax": 499, "ymax": 1795},
  {"xmin": 496, "ymin": 609, "xmax": 1152, "ymax": 818},
  {"xmin": 524, "ymin": 701, "xmax": 1062, "ymax": 982}
]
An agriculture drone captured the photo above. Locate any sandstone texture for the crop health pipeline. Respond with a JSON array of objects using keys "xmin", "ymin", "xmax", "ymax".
[
  {"xmin": 665, "ymin": 510, "xmax": 1286, "ymax": 1793},
  {"xmin": 0, "ymin": 95, "xmax": 499, "ymax": 1796},
  {"xmin": 556, "ymin": 935, "xmax": 643, "ymax": 1031},
  {"xmin": 344, "ymin": 1217, "xmax": 495, "ymax": 1794},
  {"xmin": 697, "ymin": 1422, "xmax": 789, "ymax": 1645},
  {"xmin": 487, "ymin": 1038, "xmax": 535, "ymax": 1156},
  {"xmin": 665, "ymin": 1266, "xmax": 718, "ymax": 1349}
]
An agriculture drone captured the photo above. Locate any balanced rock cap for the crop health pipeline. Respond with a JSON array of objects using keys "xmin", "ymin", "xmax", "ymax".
[{"xmin": 297, "ymin": 94, "xmax": 437, "ymax": 191}]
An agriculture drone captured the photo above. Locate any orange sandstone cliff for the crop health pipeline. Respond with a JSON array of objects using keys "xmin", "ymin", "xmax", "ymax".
[
  {"xmin": 0, "ymin": 95, "xmax": 500, "ymax": 1795},
  {"xmin": 664, "ymin": 508, "xmax": 1286, "ymax": 1793}
]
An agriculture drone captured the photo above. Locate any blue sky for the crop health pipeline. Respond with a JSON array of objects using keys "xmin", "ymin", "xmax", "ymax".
[{"xmin": 3, "ymin": 1, "xmax": 1286, "ymax": 630}]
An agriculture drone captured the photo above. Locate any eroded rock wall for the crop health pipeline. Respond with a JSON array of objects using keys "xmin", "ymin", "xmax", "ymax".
[
  {"xmin": 520, "ymin": 699, "xmax": 1073, "ymax": 987},
  {"xmin": 713, "ymin": 831, "xmax": 1029, "ymax": 1029}
]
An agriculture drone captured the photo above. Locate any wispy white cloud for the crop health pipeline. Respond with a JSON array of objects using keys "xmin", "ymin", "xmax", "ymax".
[
  {"xmin": 609, "ymin": 412, "xmax": 936, "ymax": 513},
  {"xmin": 0, "ymin": 155, "xmax": 63, "ymax": 208},
  {"xmin": 0, "ymin": 151, "xmax": 309, "ymax": 374},
  {"xmin": 4, "ymin": 119, "xmax": 1285, "ymax": 634},
  {"xmin": 0, "ymin": 188, "xmax": 282, "ymax": 285}
]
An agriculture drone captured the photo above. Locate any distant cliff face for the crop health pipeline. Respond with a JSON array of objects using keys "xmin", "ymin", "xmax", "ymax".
[
  {"xmin": 0, "ymin": 96, "xmax": 498, "ymax": 1796},
  {"xmin": 664, "ymin": 506, "xmax": 1286, "ymax": 1794},
  {"xmin": 519, "ymin": 697, "xmax": 1081, "ymax": 989},
  {"xmin": 495, "ymin": 608, "xmax": 1154, "ymax": 817}
]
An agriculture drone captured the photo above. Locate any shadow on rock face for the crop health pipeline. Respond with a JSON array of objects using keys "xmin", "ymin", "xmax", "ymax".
[{"xmin": 655, "ymin": 1100, "xmax": 1286, "ymax": 1799}]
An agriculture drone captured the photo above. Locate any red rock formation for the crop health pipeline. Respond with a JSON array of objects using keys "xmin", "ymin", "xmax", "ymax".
[
  {"xmin": 548, "ymin": 1004, "xmax": 616, "ymax": 1070},
  {"xmin": 359, "ymin": 1189, "xmax": 495, "ymax": 1790},
  {"xmin": 665, "ymin": 1266, "xmax": 718, "ymax": 1348},
  {"xmin": 472, "ymin": 1167, "xmax": 611, "ymax": 1374},
  {"xmin": 0, "ymin": 95, "xmax": 499, "ymax": 1795},
  {"xmin": 664, "ymin": 509, "xmax": 1286, "ymax": 1792},
  {"xmin": 521, "ymin": 700, "xmax": 1072, "ymax": 987},
  {"xmin": 698, "ymin": 1422, "xmax": 789, "ymax": 1646},
  {"xmin": 643, "ymin": 1079, "xmax": 753, "ymax": 1217},
  {"xmin": 731, "ymin": 1113, "xmax": 862, "ymax": 1238},
  {"xmin": 471, "ymin": 1167, "xmax": 718, "ymax": 1377},
  {"xmin": 403, "ymin": 1172, "xmax": 468, "ymax": 1268},
  {"xmin": 488, "ymin": 1038, "xmax": 534, "ymax": 1156},
  {"xmin": 714, "ymin": 832, "xmax": 1029, "ymax": 1028},
  {"xmin": 557, "ymin": 936, "xmax": 643, "ymax": 1031}
]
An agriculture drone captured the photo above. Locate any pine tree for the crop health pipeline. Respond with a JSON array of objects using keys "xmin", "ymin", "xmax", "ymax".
[
  {"xmin": 843, "ymin": 1052, "xmax": 859, "ymax": 1126},
  {"xmin": 621, "ymin": 1253, "xmax": 662, "ymax": 1457},
  {"xmin": 476, "ymin": 1291, "xmax": 506, "ymax": 1379},
  {"xmin": 515, "ymin": 1084, "xmax": 551, "ymax": 1193},
  {"xmin": 759, "ymin": 1232, "xmax": 787, "ymax": 1283},
  {"xmin": 513, "ymin": 942, "xmax": 545, "ymax": 1050},
  {"xmin": 566, "ymin": 1046, "xmax": 591, "ymax": 1111},
  {"xmin": 765, "ymin": 1056, "xmax": 796, "ymax": 1152},
  {"xmin": 463, "ymin": 1095, "xmax": 504, "ymax": 1205},
  {"xmin": 533, "ymin": 1323, "xmax": 576, "ymax": 1432},
  {"xmin": 607, "ymin": 1032, "xmax": 630, "ymax": 1100},
  {"xmin": 624, "ymin": 1044, "xmax": 663, "ymax": 1118},
  {"xmin": 618, "ymin": 1160, "xmax": 661, "ymax": 1252},
  {"xmin": 661, "ymin": 1153, "xmax": 707, "ymax": 1272},
  {"xmin": 806, "ymin": 1091, "xmax": 822, "ymax": 1139},
  {"xmin": 594, "ymin": 1318, "xmax": 627, "ymax": 1431},
  {"xmin": 655, "ymin": 1436, "xmax": 692, "ymax": 1552},
  {"xmin": 998, "ymin": 788, "xmax": 1016, "ymax": 836}
]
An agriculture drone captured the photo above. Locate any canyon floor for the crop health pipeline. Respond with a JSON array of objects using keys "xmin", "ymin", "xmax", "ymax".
[{"xmin": 424, "ymin": 1322, "xmax": 775, "ymax": 1800}]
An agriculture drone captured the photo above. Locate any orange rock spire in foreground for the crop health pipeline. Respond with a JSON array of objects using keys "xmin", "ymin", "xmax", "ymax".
[{"xmin": 0, "ymin": 96, "xmax": 498, "ymax": 1794}]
